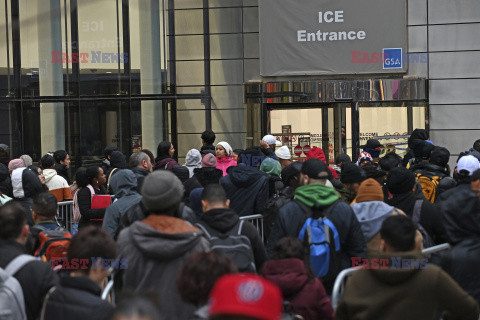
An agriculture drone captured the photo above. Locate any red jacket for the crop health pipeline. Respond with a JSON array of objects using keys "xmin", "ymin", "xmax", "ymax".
[
  {"xmin": 306, "ymin": 147, "xmax": 339, "ymax": 178},
  {"xmin": 262, "ymin": 258, "xmax": 335, "ymax": 320}
]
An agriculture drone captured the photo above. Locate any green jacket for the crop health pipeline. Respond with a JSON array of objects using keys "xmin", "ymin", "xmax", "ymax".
[{"xmin": 336, "ymin": 184, "xmax": 356, "ymax": 204}]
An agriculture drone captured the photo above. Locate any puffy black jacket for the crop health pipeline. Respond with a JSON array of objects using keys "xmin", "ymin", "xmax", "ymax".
[
  {"xmin": 43, "ymin": 275, "xmax": 113, "ymax": 320},
  {"xmin": 55, "ymin": 163, "xmax": 70, "ymax": 184},
  {"xmin": 386, "ymin": 193, "xmax": 449, "ymax": 244},
  {"xmin": 0, "ymin": 241, "xmax": 58, "ymax": 320},
  {"xmin": 220, "ymin": 166, "xmax": 269, "ymax": 217},
  {"xmin": 0, "ymin": 162, "xmax": 12, "ymax": 197},
  {"xmin": 411, "ymin": 162, "xmax": 456, "ymax": 200},
  {"xmin": 200, "ymin": 208, "xmax": 267, "ymax": 270},
  {"xmin": 77, "ymin": 185, "xmax": 108, "ymax": 229},
  {"xmin": 184, "ymin": 167, "xmax": 223, "ymax": 198},
  {"xmin": 434, "ymin": 186, "xmax": 480, "ymax": 304}
]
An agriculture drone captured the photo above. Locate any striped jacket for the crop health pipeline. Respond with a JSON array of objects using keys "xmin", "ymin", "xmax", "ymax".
[{"xmin": 44, "ymin": 169, "xmax": 72, "ymax": 202}]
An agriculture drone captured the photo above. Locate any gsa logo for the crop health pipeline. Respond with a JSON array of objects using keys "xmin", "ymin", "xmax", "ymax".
[{"xmin": 383, "ymin": 48, "xmax": 403, "ymax": 69}]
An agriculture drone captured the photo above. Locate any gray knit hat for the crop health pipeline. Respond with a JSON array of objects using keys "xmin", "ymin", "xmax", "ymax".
[{"xmin": 141, "ymin": 170, "xmax": 184, "ymax": 213}]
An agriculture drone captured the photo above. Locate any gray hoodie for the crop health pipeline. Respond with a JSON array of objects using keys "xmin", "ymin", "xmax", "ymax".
[
  {"xmin": 117, "ymin": 215, "xmax": 210, "ymax": 320},
  {"xmin": 184, "ymin": 149, "xmax": 202, "ymax": 178},
  {"xmin": 351, "ymin": 201, "xmax": 395, "ymax": 241}
]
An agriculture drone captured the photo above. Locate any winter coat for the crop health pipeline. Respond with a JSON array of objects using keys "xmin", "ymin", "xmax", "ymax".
[
  {"xmin": 402, "ymin": 129, "xmax": 429, "ymax": 167},
  {"xmin": 117, "ymin": 215, "xmax": 211, "ymax": 320},
  {"xmin": 77, "ymin": 185, "xmax": 109, "ymax": 229},
  {"xmin": 306, "ymin": 147, "xmax": 339, "ymax": 178},
  {"xmin": 216, "ymin": 156, "xmax": 237, "ymax": 176},
  {"xmin": 262, "ymin": 258, "xmax": 334, "ymax": 320},
  {"xmin": 105, "ymin": 151, "xmax": 127, "ymax": 194},
  {"xmin": 200, "ymin": 144, "xmax": 215, "ymax": 156},
  {"xmin": 200, "ymin": 208, "xmax": 267, "ymax": 270},
  {"xmin": 386, "ymin": 193, "xmax": 448, "ymax": 244},
  {"xmin": 54, "ymin": 162, "xmax": 70, "ymax": 184},
  {"xmin": 220, "ymin": 166, "xmax": 269, "ymax": 217},
  {"xmin": 0, "ymin": 162, "xmax": 12, "ymax": 197},
  {"xmin": 154, "ymin": 157, "xmax": 179, "ymax": 171},
  {"xmin": 131, "ymin": 167, "xmax": 150, "ymax": 192},
  {"xmin": 102, "ymin": 170, "xmax": 142, "ymax": 239},
  {"xmin": 11, "ymin": 167, "xmax": 44, "ymax": 225},
  {"xmin": 434, "ymin": 186, "xmax": 480, "ymax": 303},
  {"xmin": 43, "ymin": 275, "xmax": 113, "ymax": 320},
  {"xmin": 184, "ymin": 167, "xmax": 223, "ymax": 198},
  {"xmin": 411, "ymin": 162, "xmax": 456, "ymax": 199},
  {"xmin": 44, "ymin": 168, "xmax": 73, "ymax": 202},
  {"xmin": 0, "ymin": 240, "xmax": 58, "ymax": 320},
  {"xmin": 266, "ymin": 184, "xmax": 366, "ymax": 293},
  {"xmin": 336, "ymin": 251, "xmax": 480, "ymax": 320},
  {"xmin": 336, "ymin": 184, "xmax": 357, "ymax": 204},
  {"xmin": 185, "ymin": 150, "xmax": 202, "ymax": 178},
  {"xmin": 261, "ymin": 147, "xmax": 279, "ymax": 160}
]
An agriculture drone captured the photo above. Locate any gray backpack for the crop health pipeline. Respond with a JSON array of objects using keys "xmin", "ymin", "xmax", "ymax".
[
  {"xmin": 0, "ymin": 254, "xmax": 36, "ymax": 320},
  {"xmin": 196, "ymin": 220, "xmax": 256, "ymax": 273}
]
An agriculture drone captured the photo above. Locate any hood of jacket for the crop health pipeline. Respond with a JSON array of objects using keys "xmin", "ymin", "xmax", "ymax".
[
  {"xmin": 131, "ymin": 166, "xmax": 150, "ymax": 178},
  {"xmin": 129, "ymin": 215, "xmax": 206, "ymax": 260},
  {"xmin": 442, "ymin": 187, "xmax": 480, "ymax": 244},
  {"xmin": 110, "ymin": 169, "xmax": 139, "ymax": 199},
  {"xmin": 55, "ymin": 162, "xmax": 68, "ymax": 177},
  {"xmin": 228, "ymin": 166, "xmax": 265, "ymax": 188},
  {"xmin": 193, "ymin": 167, "xmax": 223, "ymax": 186},
  {"xmin": 411, "ymin": 162, "xmax": 448, "ymax": 177},
  {"xmin": 351, "ymin": 201, "xmax": 394, "ymax": 241},
  {"xmin": 185, "ymin": 149, "xmax": 202, "ymax": 167},
  {"xmin": 306, "ymin": 146, "xmax": 326, "ymax": 162},
  {"xmin": 367, "ymin": 250, "xmax": 426, "ymax": 285},
  {"xmin": 110, "ymin": 151, "xmax": 127, "ymax": 169},
  {"xmin": 262, "ymin": 258, "xmax": 309, "ymax": 297},
  {"xmin": 294, "ymin": 183, "xmax": 339, "ymax": 208},
  {"xmin": 43, "ymin": 168, "xmax": 58, "ymax": 183},
  {"xmin": 385, "ymin": 193, "xmax": 418, "ymax": 217},
  {"xmin": 200, "ymin": 208, "xmax": 239, "ymax": 233},
  {"xmin": 0, "ymin": 163, "xmax": 9, "ymax": 182},
  {"xmin": 408, "ymin": 129, "xmax": 428, "ymax": 147}
]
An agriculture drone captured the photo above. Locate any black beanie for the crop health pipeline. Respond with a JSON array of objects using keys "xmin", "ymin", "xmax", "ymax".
[
  {"xmin": 301, "ymin": 158, "xmax": 329, "ymax": 179},
  {"xmin": 340, "ymin": 163, "xmax": 366, "ymax": 184},
  {"xmin": 411, "ymin": 139, "xmax": 434, "ymax": 160},
  {"xmin": 386, "ymin": 167, "xmax": 416, "ymax": 194}
]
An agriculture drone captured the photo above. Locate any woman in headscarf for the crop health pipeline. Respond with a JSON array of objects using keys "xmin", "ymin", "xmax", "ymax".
[
  {"xmin": 154, "ymin": 141, "xmax": 179, "ymax": 171},
  {"xmin": 215, "ymin": 141, "xmax": 236, "ymax": 176},
  {"xmin": 184, "ymin": 149, "xmax": 202, "ymax": 178}
]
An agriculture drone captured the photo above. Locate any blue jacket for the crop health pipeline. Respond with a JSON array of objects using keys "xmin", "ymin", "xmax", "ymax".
[
  {"xmin": 102, "ymin": 169, "xmax": 142, "ymax": 239},
  {"xmin": 220, "ymin": 166, "xmax": 269, "ymax": 217}
]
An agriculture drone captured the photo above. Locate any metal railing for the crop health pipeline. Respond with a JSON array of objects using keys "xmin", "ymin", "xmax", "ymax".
[{"xmin": 240, "ymin": 214, "xmax": 264, "ymax": 242}]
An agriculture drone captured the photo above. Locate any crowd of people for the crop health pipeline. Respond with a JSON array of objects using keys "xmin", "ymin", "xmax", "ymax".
[{"xmin": 0, "ymin": 128, "xmax": 479, "ymax": 320}]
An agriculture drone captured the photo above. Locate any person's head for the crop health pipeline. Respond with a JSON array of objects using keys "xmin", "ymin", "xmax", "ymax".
[
  {"xmin": 53, "ymin": 150, "xmax": 70, "ymax": 168},
  {"xmin": 259, "ymin": 158, "xmax": 281, "ymax": 177},
  {"xmin": 20, "ymin": 155, "xmax": 33, "ymax": 167},
  {"xmin": 272, "ymin": 237, "xmax": 305, "ymax": 260},
  {"xmin": 0, "ymin": 201, "xmax": 29, "ymax": 245},
  {"xmin": 208, "ymin": 274, "xmax": 283, "ymax": 320},
  {"xmin": 40, "ymin": 154, "xmax": 56, "ymax": 170},
  {"xmin": 201, "ymin": 184, "xmax": 230, "ymax": 212},
  {"xmin": 232, "ymin": 149, "xmax": 243, "ymax": 163},
  {"xmin": 379, "ymin": 215, "xmax": 416, "ymax": 253},
  {"xmin": 77, "ymin": 166, "xmax": 106, "ymax": 188},
  {"xmin": 473, "ymin": 139, "xmax": 480, "ymax": 153},
  {"xmin": 141, "ymin": 149, "xmax": 156, "ymax": 166},
  {"xmin": 335, "ymin": 153, "xmax": 351, "ymax": 171},
  {"xmin": 386, "ymin": 167, "xmax": 416, "ymax": 195},
  {"xmin": 67, "ymin": 226, "xmax": 117, "ymax": 284},
  {"xmin": 456, "ymin": 155, "xmax": 480, "ymax": 180},
  {"xmin": 129, "ymin": 151, "xmax": 153, "ymax": 172},
  {"xmin": 185, "ymin": 149, "xmax": 202, "ymax": 168},
  {"xmin": 8, "ymin": 159, "xmax": 25, "ymax": 174},
  {"xmin": 470, "ymin": 169, "xmax": 480, "ymax": 196},
  {"xmin": 156, "ymin": 141, "xmax": 174, "ymax": 160},
  {"xmin": 177, "ymin": 251, "xmax": 237, "ymax": 307},
  {"xmin": 274, "ymin": 146, "xmax": 291, "ymax": 163},
  {"xmin": 281, "ymin": 162, "xmax": 303, "ymax": 188},
  {"xmin": 378, "ymin": 152, "xmax": 402, "ymax": 172},
  {"xmin": 411, "ymin": 139, "xmax": 434, "ymax": 162},
  {"xmin": 216, "ymin": 142, "xmax": 233, "ymax": 159},
  {"xmin": 363, "ymin": 139, "xmax": 382, "ymax": 160},
  {"xmin": 110, "ymin": 294, "xmax": 162, "ymax": 320},
  {"xmin": 32, "ymin": 192, "xmax": 58, "ymax": 223},
  {"xmin": 354, "ymin": 178, "xmax": 384, "ymax": 203},
  {"xmin": 363, "ymin": 166, "xmax": 387, "ymax": 185},
  {"xmin": 201, "ymin": 130, "xmax": 216, "ymax": 146},
  {"xmin": 300, "ymin": 158, "xmax": 329, "ymax": 186},
  {"xmin": 29, "ymin": 165, "xmax": 46, "ymax": 185},
  {"xmin": 341, "ymin": 126, "xmax": 346, "ymax": 139},
  {"xmin": 141, "ymin": 170, "xmax": 184, "ymax": 216},
  {"xmin": 239, "ymin": 147, "xmax": 265, "ymax": 168},
  {"xmin": 104, "ymin": 147, "xmax": 118, "ymax": 160},
  {"xmin": 74, "ymin": 167, "xmax": 87, "ymax": 184},
  {"xmin": 202, "ymin": 153, "xmax": 218, "ymax": 168},
  {"xmin": 262, "ymin": 134, "xmax": 280, "ymax": 150},
  {"xmin": 341, "ymin": 164, "xmax": 366, "ymax": 193},
  {"xmin": 429, "ymin": 146, "xmax": 450, "ymax": 169}
]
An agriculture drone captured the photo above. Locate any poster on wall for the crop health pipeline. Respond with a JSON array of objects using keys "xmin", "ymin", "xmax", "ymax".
[{"xmin": 259, "ymin": 0, "xmax": 407, "ymax": 76}]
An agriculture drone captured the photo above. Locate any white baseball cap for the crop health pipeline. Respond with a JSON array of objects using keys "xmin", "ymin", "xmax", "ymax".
[
  {"xmin": 262, "ymin": 134, "xmax": 281, "ymax": 146},
  {"xmin": 457, "ymin": 155, "xmax": 480, "ymax": 176},
  {"xmin": 275, "ymin": 146, "xmax": 291, "ymax": 160}
]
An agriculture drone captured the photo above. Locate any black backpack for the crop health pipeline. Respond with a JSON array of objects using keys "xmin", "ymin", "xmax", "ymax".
[
  {"xmin": 196, "ymin": 220, "xmax": 256, "ymax": 273},
  {"xmin": 263, "ymin": 188, "xmax": 294, "ymax": 241}
]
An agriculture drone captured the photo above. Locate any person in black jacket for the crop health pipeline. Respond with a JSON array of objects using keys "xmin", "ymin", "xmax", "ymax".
[
  {"xmin": 105, "ymin": 151, "xmax": 126, "ymax": 194},
  {"xmin": 0, "ymin": 201, "xmax": 58, "ymax": 320},
  {"xmin": 220, "ymin": 149, "xmax": 269, "ymax": 217},
  {"xmin": 0, "ymin": 162, "xmax": 13, "ymax": 197},
  {"xmin": 53, "ymin": 150, "xmax": 71, "ymax": 184},
  {"xmin": 184, "ymin": 154, "xmax": 223, "ymax": 199},
  {"xmin": 402, "ymin": 128, "xmax": 429, "ymax": 167},
  {"xmin": 267, "ymin": 159, "xmax": 366, "ymax": 293},
  {"xmin": 200, "ymin": 130, "xmax": 216, "ymax": 156},
  {"xmin": 198, "ymin": 184, "xmax": 266, "ymax": 270},
  {"xmin": 42, "ymin": 226, "xmax": 116, "ymax": 320},
  {"xmin": 385, "ymin": 167, "xmax": 448, "ymax": 245},
  {"xmin": 433, "ymin": 169, "xmax": 480, "ymax": 304},
  {"xmin": 11, "ymin": 166, "xmax": 44, "ymax": 226},
  {"xmin": 76, "ymin": 166, "xmax": 108, "ymax": 229}
]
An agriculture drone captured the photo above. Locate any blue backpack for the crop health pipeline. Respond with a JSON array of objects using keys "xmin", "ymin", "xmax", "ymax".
[{"xmin": 296, "ymin": 199, "xmax": 342, "ymax": 286}]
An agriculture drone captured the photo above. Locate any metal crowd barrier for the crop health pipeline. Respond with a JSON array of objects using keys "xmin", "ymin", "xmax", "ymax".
[
  {"xmin": 239, "ymin": 214, "xmax": 265, "ymax": 242},
  {"xmin": 57, "ymin": 200, "xmax": 74, "ymax": 232}
]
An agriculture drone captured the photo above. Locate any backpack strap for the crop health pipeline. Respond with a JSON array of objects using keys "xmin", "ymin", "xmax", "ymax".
[
  {"xmin": 294, "ymin": 199, "xmax": 340, "ymax": 235},
  {"xmin": 40, "ymin": 286, "xmax": 56, "ymax": 320},
  {"xmin": 412, "ymin": 199, "xmax": 423, "ymax": 224},
  {"xmin": 5, "ymin": 254, "xmax": 37, "ymax": 276},
  {"xmin": 196, "ymin": 222, "xmax": 213, "ymax": 239},
  {"xmin": 107, "ymin": 168, "xmax": 118, "ymax": 192}
]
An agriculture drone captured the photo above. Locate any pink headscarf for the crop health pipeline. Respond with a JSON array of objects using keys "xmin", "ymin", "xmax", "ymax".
[{"xmin": 8, "ymin": 159, "xmax": 26, "ymax": 172}]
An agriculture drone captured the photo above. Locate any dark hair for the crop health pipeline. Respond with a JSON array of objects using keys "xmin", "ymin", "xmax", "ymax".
[
  {"xmin": 0, "ymin": 201, "xmax": 27, "ymax": 240},
  {"xmin": 233, "ymin": 149, "xmax": 243, "ymax": 155},
  {"xmin": 104, "ymin": 146, "xmax": 118, "ymax": 158},
  {"xmin": 111, "ymin": 293, "xmax": 162, "ymax": 320},
  {"xmin": 272, "ymin": 237, "xmax": 305, "ymax": 260},
  {"xmin": 380, "ymin": 215, "xmax": 416, "ymax": 252},
  {"xmin": 471, "ymin": 169, "xmax": 480, "ymax": 182},
  {"xmin": 335, "ymin": 153, "xmax": 351, "ymax": 167},
  {"xmin": 177, "ymin": 251, "xmax": 237, "ymax": 306},
  {"xmin": 281, "ymin": 162, "xmax": 303, "ymax": 187},
  {"xmin": 77, "ymin": 166, "xmax": 100, "ymax": 188},
  {"xmin": 201, "ymin": 184, "xmax": 227, "ymax": 204},
  {"xmin": 473, "ymin": 140, "xmax": 480, "ymax": 153},
  {"xmin": 379, "ymin": 152, "xmax": 402, "ymax": 172},
  {"xmin": 28, "ymin": 165, "xmax": 41, "ymax": 175},
  {"xmin": 53, "ymin": 150, "xmax": 68, "ymax": 163},
  {"xmin": 40, "ymin": 154, "xmax": 55, "ymax": 169},
  {"xmin": 201, "ymin": 130, "xmax": 216, "ymax": 145},
  {"xmin": 74, "ymin": 167, "xmax": 87, "ymax": 184},
  {"xmin": 156, "ymin": 141, "xmax": 172, "ymax": 162},
  {"xmin": 141, "ymin": 149, "xmax": 156, "ymax": 165},
  {"xmin": 32, "ymin": 192, "xmax": 58, "ymax": 218},
  {"xmin": 67, "ymin": 226, "xmax": 117, "ymax": 273},
  {"xmin": 430, "ymin": 146, "xmax": 450, "ymax": 168}
]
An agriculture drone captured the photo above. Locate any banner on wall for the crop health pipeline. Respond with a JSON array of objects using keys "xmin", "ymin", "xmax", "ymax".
[{"xmin": 259, "ymin": 0, "xmax": 407, "ymax": 76}]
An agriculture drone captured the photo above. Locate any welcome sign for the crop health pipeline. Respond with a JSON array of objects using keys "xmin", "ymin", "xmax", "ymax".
[{"xmin": 259, "ymin": 0, "xmax": 407, "ymax": 76}]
